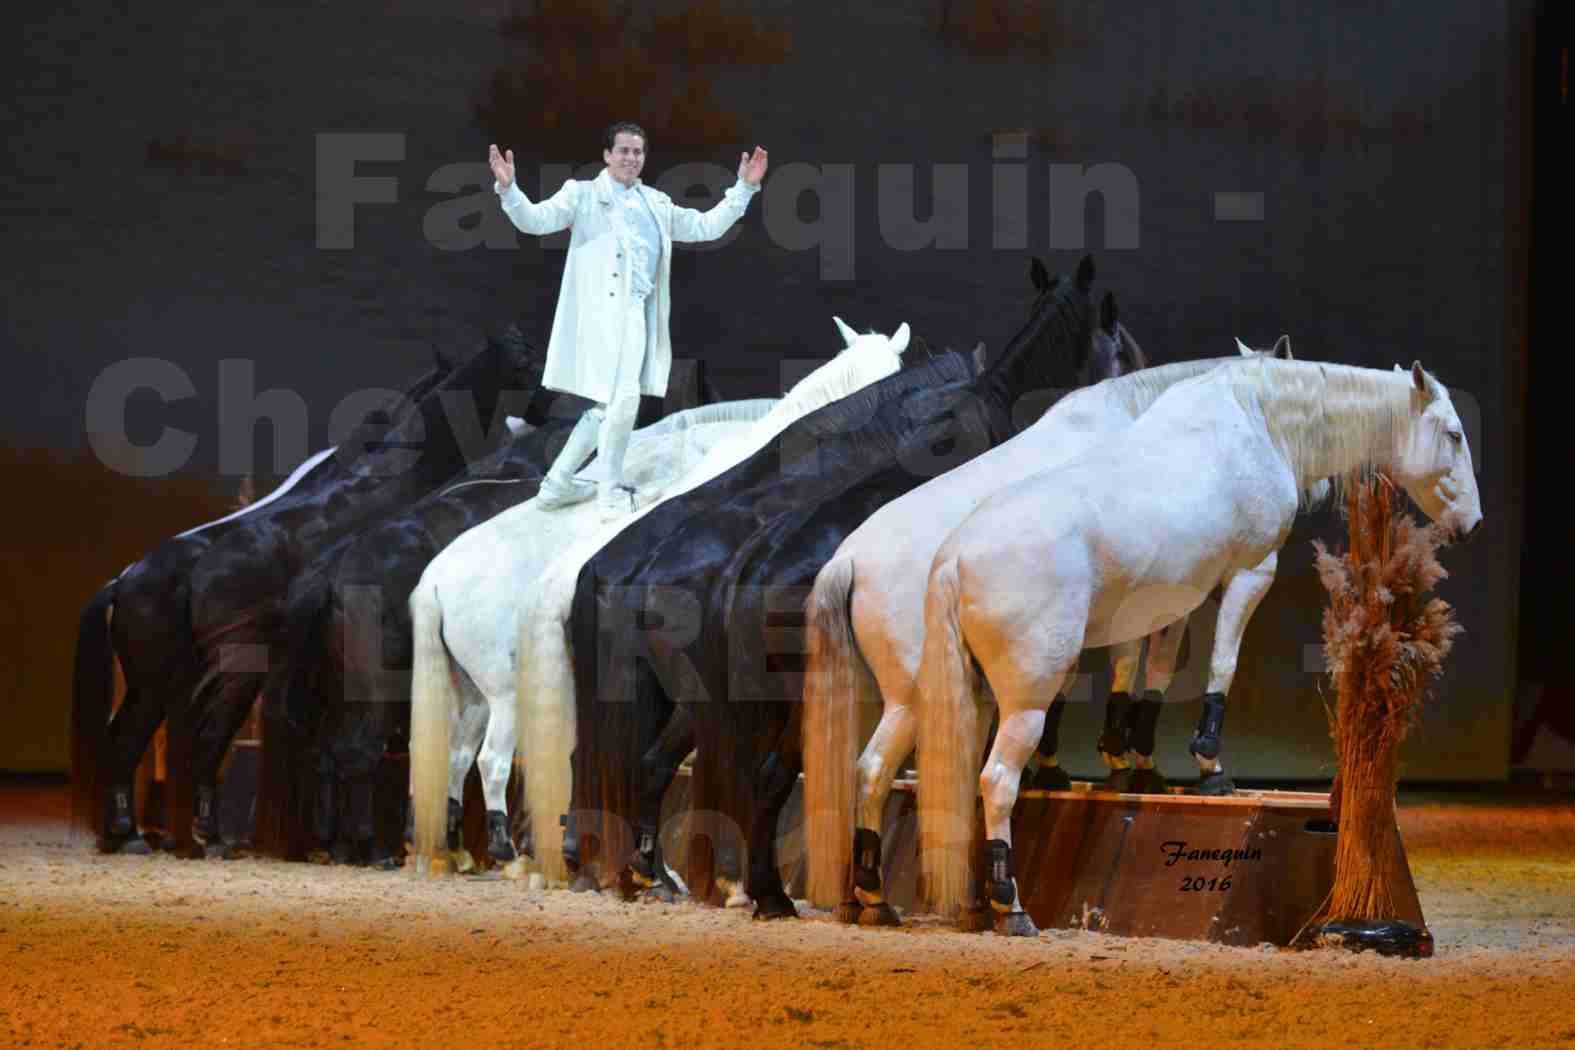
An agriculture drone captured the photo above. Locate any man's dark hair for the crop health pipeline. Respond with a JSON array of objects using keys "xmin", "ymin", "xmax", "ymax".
[{"xmin": 603, "ymin": 121, "xmax": 648, "ymax": 151}]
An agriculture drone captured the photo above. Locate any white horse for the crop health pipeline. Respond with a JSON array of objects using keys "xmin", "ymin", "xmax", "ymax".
[
  {"xmin": 510, "ymin": 320, "xmax": 914, "ymax": 888},
  {"xmin": 801, "ymin": 337, "xmax": 1304, "ymax": 921},
  {"xmin": 405, "ymin": 399, "xmax": 777, "ymax": 876},
  {"xmin": 916, "ymin": 357, "xmax": 1481, "ymax": 933},
  {"xmin": 407, "ymin": 318, "xmax": 911, "ymax": 878}
]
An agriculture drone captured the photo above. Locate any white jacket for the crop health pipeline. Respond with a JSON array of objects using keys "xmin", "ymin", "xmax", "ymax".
[{"xmin": 497, "ymin": 167, "xmax": 758, "ymax": 403}]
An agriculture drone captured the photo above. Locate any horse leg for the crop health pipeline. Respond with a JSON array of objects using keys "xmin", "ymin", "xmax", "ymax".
[
  {"xmin": 189, "ymin": 677, "xmax": 264, "ymax": 854},
  {"xmin": 1023, "ymin": 696, "xmax": 1071, "ymax": 791},
  {"xmin": 1127, "ymin": 617, "xmax": 1189, "ymax": 794},
  {"xmin": 839, "ymin": 699, "xmax": 917, "ymax": 924},
  {"xmin": 630, "ymin": 707, "xmax": 694, "ymax": 900},
  {"xmin": 1189, "ymin": 553, "xmax": 1278, "ymax": 796},
  {"xmin": 747, "ymin": 727, "xmax": 802, "ymax": 922},
  {"xmin": 974, "ymin": 643, "xmax": 1077, "ymax": 938},
  {"xmin": 438, "ymin": 688, "xmax": 488, "ymax": 875},
  {"xmin": 97, "ymin": 680, "xmax": 168, "ymax": 854},
  {"xmin": 475, "ymin": 687, "xmax": 522, "ymax": 873},
  {"xmin": 331, "ymin": 704, "xmax": 385, "ymax": 866},
  {"xmin": 1097, "ymin": 639, "xmax": 1142, "ymax": 788}
]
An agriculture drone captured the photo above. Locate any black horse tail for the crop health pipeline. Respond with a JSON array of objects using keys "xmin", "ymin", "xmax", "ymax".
[
  {"xmin": 70, "ymin": 578, "xmax": 118, "ymax": 836},
  {"xmin": 253, "ymin": 576, "xmax": 337, "ymax": 859}
]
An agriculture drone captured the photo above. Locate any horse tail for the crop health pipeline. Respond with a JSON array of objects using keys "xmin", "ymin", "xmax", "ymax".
[
  {"xmin": 518, "ymin": 592, "xmax": 575, "ymax": 885},
  {"xmin": 253, "ymin": 577, "xmax": 335, "ymax": 859},
  {"xmin": 916, "ymin": 556, "xmax": 980, "ymax": 917},
  {"xmin": 408, "ymin": 579, "xmax": 455, "ymax": 866},
  {"xmin": 802, "ymin": 555, "xmax": 875, "ymax": 908},
  {"xmin": 70, "ymin": 579, "xmax": 118, "ymax": 835}
]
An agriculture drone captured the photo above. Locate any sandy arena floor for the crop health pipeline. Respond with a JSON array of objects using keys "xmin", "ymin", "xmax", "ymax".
[{"xmin": 3, "ymin": 782, "xmax": 1573, "ymax": 1050}]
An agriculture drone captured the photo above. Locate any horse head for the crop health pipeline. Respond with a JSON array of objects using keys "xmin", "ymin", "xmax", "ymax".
[
  {"xmin": 1081, "ymin": 290, "xmax": 1147, "ymax": 384},
  {"xmin": 1393, "ymin": 362, "xmax": 1483, "ymax": 540}
]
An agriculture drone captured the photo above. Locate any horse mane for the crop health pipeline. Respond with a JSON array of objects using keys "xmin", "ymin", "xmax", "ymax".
[
  {"xmin": 1214, "ymin": 357, "xmax": 1416, "ymax": 506},
  {"xmin": 793, "ymin": 349, "xmax": 976, "ymax": 446},
  {"xmin": 1104, "ymin": 355, "xmax": 1248, "ymax": 417}
]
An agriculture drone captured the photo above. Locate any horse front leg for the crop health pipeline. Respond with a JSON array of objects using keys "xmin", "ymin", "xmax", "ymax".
[
  {"xmin": 1097, "ymin": 639, "xmax": 1143, "ymax": 787},
  {"xmin": 1126, "ymin": 616, "xmax": 1189, "ymax": 793},
  {"xmin": 1190, "ymin": 552, "xmax": 1278, "ymax": 795}
]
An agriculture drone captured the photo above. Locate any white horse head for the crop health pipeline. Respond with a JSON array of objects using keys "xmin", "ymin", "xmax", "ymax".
[
  {"xmin": 1082, "ymin": 292, "xmax": 1147, "ymax": 383},
  {"xmin": 1236, "ymin": 335, "xmax": 1293, "ymax": 359},
  {"xmin": 1392, "ymin": 362, "xmax": 1483, "ymax": 539}
]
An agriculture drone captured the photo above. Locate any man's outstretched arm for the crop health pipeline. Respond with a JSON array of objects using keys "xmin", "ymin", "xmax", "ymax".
[
  {"xmin": 491, "ymin": 143, "xmax": 579, "ymax": 237},
  {"xmin": 669, "ymin": 146, "xmax": 768, "ymax": 244}
]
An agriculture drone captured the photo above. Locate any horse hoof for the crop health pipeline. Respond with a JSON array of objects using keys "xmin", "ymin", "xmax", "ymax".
[
  {"xmin": 858, "ymin": 903, "xmax": 902, "ymax": 927},
  {"xmin": 645, "ymin": 884, "xmax": 680, "ymax": 905},
  {"xmin": 500, "ymin": 858, "xmax": 530, "ymax": 881},
  {"xmin": 221, "ymin": 844, "xmax": 250, "ymax": 861},
  {"xmin": 176, "ymin": 842, "xmax": 206, "ymax": 861},
  {"xmin": 751, "ymin": 896, "xmax": 798, "ymax": 921},
  {"xmin": 569, "ymin": 873, "xmax": 599, "ymax": 894},
  {"xmin": 995, "ymin": 910, "xmax": 1039, "ymax": 937},
  {"xmin": 527, "ymin": 872, "xmax": 546, "ymax": 891},
  {"xmin": 957, "ymin": 907, "xmax": 994, "ymax": 933},
  {"xmin": 95, "ymin": 832, "xmax": 150, "ymax": 856},
  {"xmin": 426, "ymin": 855, "xmax": 453, "ymax": 877},
  {"xmin": 833, "ymin": 901, "xmax": 862, "ymax": 925},
  {"xmin": 1197, "ymin": 771, "xmax": 1236, "ymax": 796},
  {"xmin": 452, "ymin": 850, "xmax": 477, "ymax": 875},
  {"xmin": 1129, "ymin": 768, "xmax": 1169, "ymax": 794},
  {"xmin": 1030, "ymin": 764, "xmax": 1073, "ymax": 792},
  {"xmin": 307, "ymin": 848, "xmax": 333, "ymax": 866},
  {"xmin": 371, "ymin": 854, "xmax": 403, "ymax": 872}
]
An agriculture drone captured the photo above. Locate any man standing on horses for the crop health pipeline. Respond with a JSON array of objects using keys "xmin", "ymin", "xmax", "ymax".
[{"xmin": 488, "ymin": 123, "xmax": 769, "ymax": 519}]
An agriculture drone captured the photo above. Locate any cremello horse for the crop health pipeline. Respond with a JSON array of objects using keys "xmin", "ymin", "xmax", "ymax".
[
  {"xmin": 801, "ymin": 337, "xmax": 1299, "ymax": 922},
  {"xmin": 405, "ymin": 399, "xmax": 776, "ymax": 875},
  {"xmin": 407, "ymin": 318, "xmax": 911, "ymax": 878},
  {"xmin": 916, "ymin": 357, "xmax": 1481, "ymax": 933}
]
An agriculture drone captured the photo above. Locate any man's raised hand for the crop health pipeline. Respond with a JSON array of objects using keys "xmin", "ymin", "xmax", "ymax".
[
  {"xmin": 489, "ymin": 144, "xmax": 516, "ymax": 190},
  {"xmin": 738, "ymin": 146, "xmax": 769, "ymax": 188}
]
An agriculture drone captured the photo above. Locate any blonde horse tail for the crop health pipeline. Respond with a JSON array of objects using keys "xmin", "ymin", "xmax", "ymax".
[
  {"xmin": 519, "ymin": 596, "xmax": 575, "ymax": 885},
  {"xmin": 802, "ymin": 555, "xmax": 879, "ymax": 907},
  {"xmin": 917, "ymin": 556, "xmax": 980, "ymax": 917},
  {"xmin": 408, "ymin": 581, "xmax": 455, "ymax": 868}
]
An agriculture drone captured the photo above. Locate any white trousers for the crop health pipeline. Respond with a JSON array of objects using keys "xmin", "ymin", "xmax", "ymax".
[{"xmin": 546, "ymin": 293, "xmax": 655, "ymax": 496}]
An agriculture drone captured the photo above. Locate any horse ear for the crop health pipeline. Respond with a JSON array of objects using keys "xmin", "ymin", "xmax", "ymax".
[
  {"xmin": 1030, "ymin": 257, "xmax": 1052, "ymax": 293},
  {"xmin": 1273, "ymin": 335, "xmax": 1293, "ymax": 360},
  {"xmin": 1235, "ymin": 337, "xmax": 1254, "ymax": 357},
  {"xmin": 1410, "ymin": 361, "xmax": 1436, "ymax": 401},
  {"xmin": 1099, "ymin": 291, "xmax": 1118, "ymax": 332},
  {"xmin": 833, "ymin": 316, "xmax": 858, "ymax": 348},
  {"xmin": 889, "ymin": 322, "xmax": 911, "ymax": 355},
  {"xmin": 1076, "ymin": 254, "xmax": 1095, "ymax": 290},
  {"xmin": 972, "ymin": 341, "xmax": 989, "ymax": 374}
]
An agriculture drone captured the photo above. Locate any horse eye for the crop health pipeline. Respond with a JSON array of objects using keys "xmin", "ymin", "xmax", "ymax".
[{"xmin": 1447, "ymin": 430, "xmax": 1462, "ymax": 444}]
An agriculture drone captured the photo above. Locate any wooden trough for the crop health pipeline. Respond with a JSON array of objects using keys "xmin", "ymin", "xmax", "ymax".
[{"xmin": 661, "ymin": 775, "xmax": 1425, "ymax": 946}]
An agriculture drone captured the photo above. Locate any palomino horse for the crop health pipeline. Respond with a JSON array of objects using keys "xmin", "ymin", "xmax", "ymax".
[
  {"xmin": 917, "ymin": 357, "xmax": 1481, "ymax": 934},
  {"xmin": 406, "ymin": 318, "xmax": 913, "ymax": 879},
  {"xmin": 800, "ymin": 336, "xmax": 1298, "ymax": 923},
  {"xmin": 402, "ymin": 397, "xmax": 779, "ymax": 875},
  {"xmin": 71, "ymin": 349, "xmax": 460, "ymax": 852}
]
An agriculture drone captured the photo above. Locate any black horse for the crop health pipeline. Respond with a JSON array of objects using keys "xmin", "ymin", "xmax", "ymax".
[
  {"xmin": 562, "ymin": 331, "xmax": 979, "ymax": 899},
  {"xmin": 83, "ymin": 326, "xmax": 549, "ymax": 857},
  {"xmin": 70, "ymin": 348, "xmax": 459, "ymax": 852},
  {"xmin": 572, "ymin": 256, "xmax": 1135, "ymax": 918},
  {"xmin": 250, "ymin": 368, "xmax": 724, "ymax": 866}
]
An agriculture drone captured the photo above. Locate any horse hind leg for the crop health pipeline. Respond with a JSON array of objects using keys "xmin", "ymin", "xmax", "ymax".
[
  {"xmin": 474, "ymin": 685, "xmax": 524, "ymax": 875},
  {"xmin": 976, "ymin": 659, "xmax": 1078, "ymax": 938},
  {"xmin": 845, "ymin": 701, "xmax": 916, "ymax": 926}
]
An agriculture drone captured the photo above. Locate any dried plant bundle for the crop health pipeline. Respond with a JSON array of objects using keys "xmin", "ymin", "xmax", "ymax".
[{"xmin": 1311, "ymin": 474, "xmax": 1460, "ymax": 926}]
